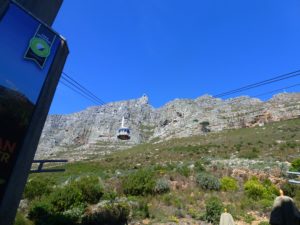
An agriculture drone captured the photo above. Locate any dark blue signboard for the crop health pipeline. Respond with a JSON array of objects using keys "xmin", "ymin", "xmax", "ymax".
[{"xmin": 0, "ymin": 2, "xmax": 63, "ymax": 202}]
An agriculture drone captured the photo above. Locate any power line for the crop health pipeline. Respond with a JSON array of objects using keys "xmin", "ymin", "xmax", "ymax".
[
  {"xmin": 59, "ymin": 72, "xmax": 106, "ymax": 105},
  {"xmin": 60, "ymin": 76, "xmax": 104, "ymax": 105},
  {"xmin": 214, "ymin": 70, "xmax": 300, "ymax": 98},
  {"xmin": 197, "ymin": 83, "xmax": 300, "ymax": 126},
  {"xmin": 200, "ymin": 83, "xmax": 300, "ymax": 112},
  {"xmin": 253, "ymin": 84, "xmax": 300, "ymax": 98},
  {"xmin": 59, "ymin": 80, "xmax": 102, "ymax": 105},
  {"xmin": 62, "ymin": 72, "xmax": 105, "ymax": 104}
]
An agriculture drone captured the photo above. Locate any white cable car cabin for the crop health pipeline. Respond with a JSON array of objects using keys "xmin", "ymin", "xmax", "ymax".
[{"xmin": 117, "ymin": 117, "xmax": 131, "ymax": 140}]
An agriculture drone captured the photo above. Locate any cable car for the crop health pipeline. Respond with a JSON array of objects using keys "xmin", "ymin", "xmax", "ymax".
[{"xmin": 117, "ymin": 117, "xmax": 131, "ymax": 140}]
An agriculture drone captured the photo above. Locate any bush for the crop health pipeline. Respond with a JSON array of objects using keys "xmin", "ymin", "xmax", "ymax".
[
  {"xmin": 154, "ymin": 178, "xmax": 170, "ymax": 194},
  {"xmin": 291, "ymin": 158, "xmax": 300, "ymax": 172},
  {"xmin": 49, "ymin": 184, "xmax": 84, "ymax": 212},
  {"xmin": 220, "ymin": 176, "xmax": 238, "ymax": 191},
  {"xmin": 194, "ymin": 160, "xmax": 206, "ymax": 173},
  {"xmin": 62, "ymin": 205, "xmax": 85, "ymax": 222},
  {"xmin": 28, "ymin": 200, "xmax": 76, "ymax": 225},
  {"xmin": 243, "ymin": 213, "xmax": 255, "ymax": 224},
  {"xmin": 122, "ymin": 169, "xmax": 155, "ymax": 196},
  {"xmin": 196, "ymin": 173, "xmax": 220, "ymax": 191},
  {"xmin": 176, "ymin": 164, "xmax": 190, "ymax": 177},
  {"xmin": 281, "ymin": 182, "xmax": 297, "ymax": 197},
  {"xmin": 28, "ymin": 200, "xmax": 53, "ymax": 221},
  {"xmin": 72, "ymin": 176, "xmax": 104, "ymax": 204},
  {"xmin": 262, "ymin": 179, "xmax": 279, "ymax": 200},
  {"xmin": 82, "ymin": 202, "xmax": 130, "ymax": 225},
  {"xmin": 14, "ymin": 212, "xmax": 33, "ymax": 225},
  {"xmin": 244, "ymin": 177, "xmax": 278, "ymax": 201},
  {"xmin": 132, "ymin": 199, "xmax": 150, "ymax": 219},
  {"xmin": 244, "ymin": 178, "xmax": 265, "ymax": 200},
  {"xmin": 258, "ymin": 222, "xmax": 270, "ymax": 225},
  {"xmin": 204, "ymin": 196, "xmax": 223, "ymax": 225},
  {"xmin": 258, "ymin": 199, "xmax": 273, "ymax": 212},
  {"xmin": 24, "ymin": 177, "xmax": 55, "ymax": 201}
]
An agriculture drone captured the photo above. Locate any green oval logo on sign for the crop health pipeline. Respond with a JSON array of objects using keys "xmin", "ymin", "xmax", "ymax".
[{"xmin": 29, "ymin": 38, "xmax": 50, "ymax": 58}]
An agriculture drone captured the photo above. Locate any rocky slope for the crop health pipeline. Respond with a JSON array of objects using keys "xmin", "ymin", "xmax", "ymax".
[{"xmin": 36, "ymin": 93, "xmax": 300, "ymax": 160}]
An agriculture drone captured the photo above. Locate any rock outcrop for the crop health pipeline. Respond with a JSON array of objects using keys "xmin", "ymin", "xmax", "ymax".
[{"xmin": 36, "ymin": 93, "xmax": 300, "ymax": 160}]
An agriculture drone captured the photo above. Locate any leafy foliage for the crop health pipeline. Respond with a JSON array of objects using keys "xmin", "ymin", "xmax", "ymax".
[
  {"xmin": 281, "ymin": 182, "xmax": 298, "ymax": 198},
  {"xmin": 204, "ymin": 196, "xmax": 223, "ymax": 225},
  {"xmin": 244, "ymin": 177, "xmax": 278, "ymax": 201},
  {"xmin": 14, "ymin": 212, "xmax": 33, "ymax": 225},
  {"xmin": 72, "ymin": 176, "xmax": 104, "ymax": 204},
  {"xmin": 258, "ymin": 222, "xmax": 270, "ymax": 225},
  {"xmin": 49, "ymin": 184, "xmax": 84, "ymax": 212},
  {"xmin": 82, "ymin": 202, "xmax": 130, "ymax": 225},
  {"xmin": 220, "ymin": 176, "xmax": 238, "ymax": 191},
  {"xmin": 122, "ymin": 169, "xmax": 155, "ymax": 196},
  {"xmin": 194, "ymin": 160, "xmax": 206, "ymax": 173},
  {"xmin": 154, "ymin": 178, "xmax": 170, "ymax": 194},
  {"xmin": 24, "ymin": 177, "xmax": 55, "ymax": 201},
  {"xmin": 196, "ymin": 172, "xmax": 220, "ymax": 191},
  {"xmin": 28, "ymin": 200, "xmax": 76, "ymax": 225},
  {"xmin": 290, "ymin": 158, "xmax": 300, "ymax": 172}
]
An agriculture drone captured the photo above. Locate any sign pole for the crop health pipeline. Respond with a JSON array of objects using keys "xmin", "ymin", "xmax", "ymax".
[{"xmin": 0, "ymin": 1, "xmax": 68, "ymax": 224}]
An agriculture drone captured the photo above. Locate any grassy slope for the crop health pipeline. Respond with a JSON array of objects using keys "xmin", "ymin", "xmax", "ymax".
[
  {"xmin": 26, "ymin": 119, "xmax": 300, "ymax": 224},
  {"xmin": 32, "ymin": 118, "xmax": 300, "ymax": 183}
]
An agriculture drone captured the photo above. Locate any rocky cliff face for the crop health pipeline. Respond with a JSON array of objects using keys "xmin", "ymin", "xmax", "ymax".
[{"xmin": 36, "ymin": 93, "xmax": 300, "ymax": 160}]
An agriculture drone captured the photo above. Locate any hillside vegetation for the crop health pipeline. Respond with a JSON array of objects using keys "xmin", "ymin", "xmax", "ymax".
[{"xmin": 17, "ymin": 119, "xmax": 300, "ymax": 225}]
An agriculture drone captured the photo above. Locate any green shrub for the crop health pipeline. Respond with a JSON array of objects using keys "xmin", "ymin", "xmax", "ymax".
[
  {"xmin": 154, "ymin": 178, "xmax": 170, "ymax": 194},
  {"xmin": 196, "ymin": 173, "xmax": 220, "ymax": 191},
  {"xmin": 281, "ymin": 182, "xmax": 297, "ymax": 197},
  {"xmin": 132, "ymin": 199, "xmax": 150, "ymax": 219},
  {"xmin": 176, "ymin": 164, "xmax": 190, "ymax": 177},
  {"xmin": 244, "ymin": 177, "xmax": 265, "ymax": 200},
  {"xmin": 244, "ymin": 177, "xmax": 278, "ymax": 201},
  {"xmin": 204, "ymin": 196, "xmax": 223, "ymax": 225},
  {"xmin": 243, "ymin": 213, "xmax": 255, "ymax": 224},
  {"xmin": 102, "ymin": 191, "xmax": 118, "ymax": 202},
  {"xmin": 220, "ymin": 176, "xmax": 238, "ymax": 191},
  {"xmin": 24, "ymin": 177, "xmax": 55, "ymax": 201},
  {"xmin": 291, "ymin": 158, "xmax": 300, "ymax": 172},
  {"xmin": 14, "ymin": 212, "xmax": 33, "ymax": 225},
  {"xmin": 28, "ymin": 200, "xmax": 76, "ymax": 225},
  {"xmin": 28, "ymin": 200, "xmax": 53, "ymax": 221},
  {"xmin": 72, "ymin": 176, "xmax": 104, "ymax": 204},
  {"xmin": 240, "ymin": 197, "xmax": 256, "ymax": 211},
  {"xmin": 49, "ymin": 184, "xmax": 84, "ymax": 212},
  {"xmin": 82, "ymin": 202, "xmax": 130, "ymax": 225},
  {"xmin": 262, "ymin": 179, "xmax": 279, "ymax": 200},
  {"xmin": 258, "ymin": 199, "xmax": 273, "ymax": 212},
  {"xmin": 258, "ymin": 221, "xmax": 270, "ymax": 225},
  {"xmin": 194, "ymin": 160, "xmax": 206, "ymax": 172},
  {"xmin": 62, "ymin": 205, "xmax": 85, "ymax": 222},
  {"xmin": 122, "ymin": 169, "xmax": 155, "ymax": 196},
  {"xmin": 239, "ymin": 150, "xmax": 258, "ymax": 159}
]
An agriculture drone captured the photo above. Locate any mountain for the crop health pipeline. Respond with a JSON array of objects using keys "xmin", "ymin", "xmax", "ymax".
[{"xmin": 36, "ymin": 93, "xmax": 300, "ymax": 160}]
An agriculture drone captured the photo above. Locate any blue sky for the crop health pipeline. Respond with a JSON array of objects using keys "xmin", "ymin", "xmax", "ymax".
[{"xmin": 50, "ymin": 0, "xmax": 300, "ymax": 114}]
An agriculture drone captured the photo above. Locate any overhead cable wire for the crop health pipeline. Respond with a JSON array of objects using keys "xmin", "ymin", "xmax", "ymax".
[
  {"xmin": 214, "ymin": 70, "xmax": 300, "ymax": 98},
  {"xmin": 200, "ymin": 83, "xmax": 300, "ymax": 112},
  {"xmin": 198, "ymin": 83, "xmax": 300, "ymax": 125},
  {"xmin": 59, "ymin": 80, "xmax": 101, "ymax": 105},
  {"xmin": 61, "ymin": 72, "xmax": 106, "ymax": 105},
  {"xmin": 252, "ymin": 84, "xmax": 300, "ymax": 98},
  {"xmin": 60, "ymin": 76, "xmax": 105, "ymax": 105}
]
